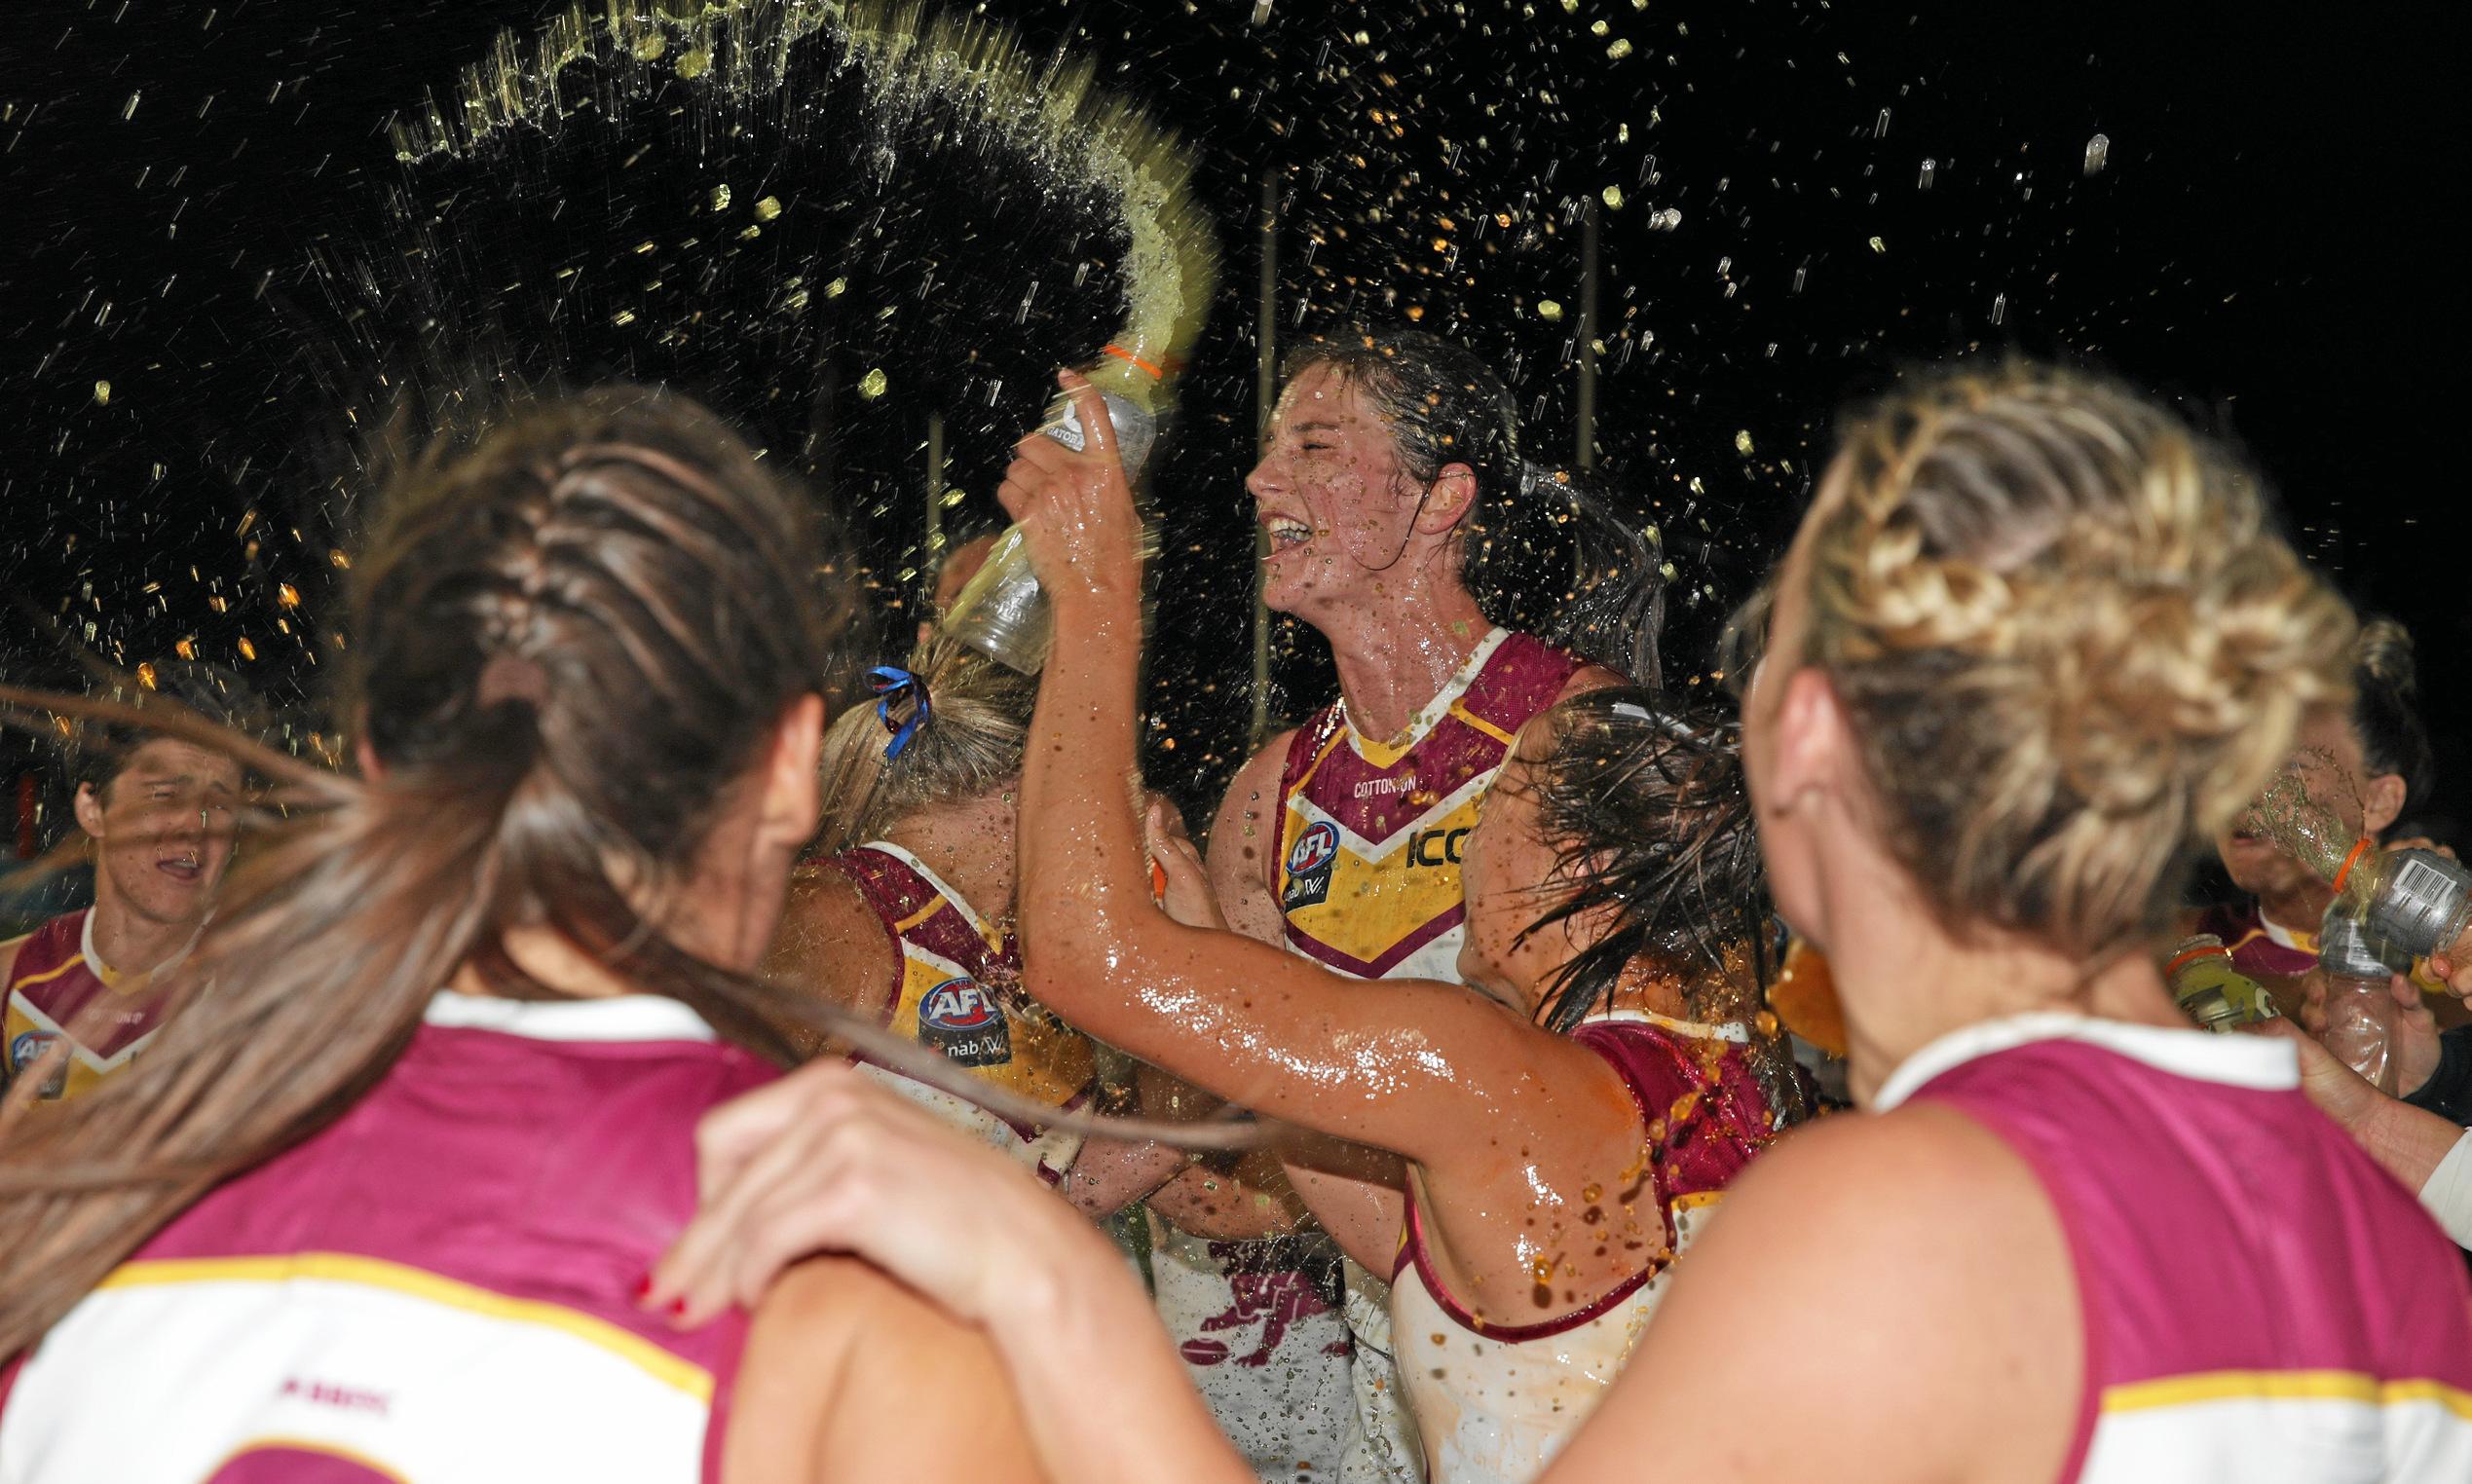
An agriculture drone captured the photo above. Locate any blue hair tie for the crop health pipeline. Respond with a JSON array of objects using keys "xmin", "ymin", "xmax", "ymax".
[{"xmin": 869, "ymin": 665, "xmax": 930, "ymax": 761}]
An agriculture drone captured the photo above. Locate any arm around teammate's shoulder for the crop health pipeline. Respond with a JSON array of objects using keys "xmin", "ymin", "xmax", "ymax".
[
  {"xmin": 1538, "ymin": 1102, "xmax": 2083, "ymax": 1484},
  {"xmin": 1204, "ymin": 732, "xmax": 1294, "ymax": 946}
]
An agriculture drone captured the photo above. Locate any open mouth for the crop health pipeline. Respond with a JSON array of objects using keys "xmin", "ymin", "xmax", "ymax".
[
  {"xmin": 1261, "ymin": 515, "xmax": 1314, "ymax": 554},
  {"xmin": 156, "ymin": 856, "xmax": 204, "ymax": 883}
]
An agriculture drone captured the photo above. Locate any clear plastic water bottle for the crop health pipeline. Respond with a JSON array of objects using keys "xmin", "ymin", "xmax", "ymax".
[
  {"xmin": 940, "ymin": 388, "xmax": 1156, "ymax": 675},
  {"xmin": 2318, "ymin": 909, "xmax": 2410, "ymax": 1093},
  {"xmin": 2248, "ymin": 774, "xmax": 2472, "ymax": 961}
]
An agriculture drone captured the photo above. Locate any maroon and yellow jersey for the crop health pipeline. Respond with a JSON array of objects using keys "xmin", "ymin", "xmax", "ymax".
[
  {"xmin": 2, "ymin": 909, "xmax": 177, "ymax": 1101},
  {"xmin": 831, "ymin": 843, "xmax": 1096, "ymax": 1175},
  {"xmin": 1273, "ymin": 628, "xmax": 1585, "ymax": 981}
]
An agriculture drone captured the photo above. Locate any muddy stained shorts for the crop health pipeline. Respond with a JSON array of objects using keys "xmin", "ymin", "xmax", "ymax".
[{"xmin": 1148, "ymin": 1215, "xmax": 1356, "ymax": 1482}]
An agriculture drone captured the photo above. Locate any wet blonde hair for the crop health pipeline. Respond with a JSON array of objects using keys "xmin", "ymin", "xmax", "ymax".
[
  {"xmin": 1801, "ymin": 362, "xmax": 2355, "ymax": 958},
  {"xmin": 814, "ymin": 633, "xmax": 1037, "ymax": 855}
]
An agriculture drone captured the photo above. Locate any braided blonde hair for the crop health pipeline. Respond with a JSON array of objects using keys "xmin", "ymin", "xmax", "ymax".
[{"xmin": 1803, "ymin": 363, "xmax": 2355, "ymax": 958}]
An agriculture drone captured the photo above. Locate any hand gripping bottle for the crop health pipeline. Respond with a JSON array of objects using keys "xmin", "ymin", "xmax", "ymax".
[
  {"xmin": 2163, "ymin": 935, "xmax": 2279, "ymax": 1032},
  {"xmin": 2317, "ymin": 909, "xmax": 2410, "ymax": 1093},
  {"xmin": 940, "ymin": 386, "xmax": 1158, "ymax": 675},
  {"xmin": 2247, "ymin": 772, "xmax": 2472, "ymax": 962}
]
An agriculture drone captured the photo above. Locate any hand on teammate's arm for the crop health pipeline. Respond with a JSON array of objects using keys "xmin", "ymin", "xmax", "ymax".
[
  {"xmin": 648, "ymin": 1060, "xmax": 1254, "ymax": 1484},
  {"xmin": 2260, "ymin": 1017, "xmax": 2472, "ymax": 1243}
]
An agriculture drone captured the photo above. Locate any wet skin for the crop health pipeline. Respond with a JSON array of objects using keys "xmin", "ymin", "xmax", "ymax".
[{"xmin": 1004, "ymin": 375, "xmax": 1718, "ymax": 1329}]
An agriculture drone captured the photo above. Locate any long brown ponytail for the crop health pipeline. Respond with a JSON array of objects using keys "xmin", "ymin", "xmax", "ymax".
[
  {"xmin": 0, "ymin": 387, "xmax": 839, "ymax": 1357},
  {"xmin": 0, "ymin": 388, "xmax": 1260, "ymax": 1360}
]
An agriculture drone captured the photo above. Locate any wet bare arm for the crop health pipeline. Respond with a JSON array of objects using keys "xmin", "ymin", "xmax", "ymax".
[{"xmin": 726, "ymin": 1255, "xmax": 1050, "ymax": 1484}]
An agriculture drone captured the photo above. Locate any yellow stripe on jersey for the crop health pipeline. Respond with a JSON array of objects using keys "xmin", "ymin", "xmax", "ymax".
[
  {"xmin": 99, "ymin": 1253, "xmax": 713, "ymax": 1401},
  {"xmin": 8, "ymin": 953, "xmax": 91, "ymax": 992},
  {"xmin": 2102, "ymin": 1369, "xmax": 2472, "ymax": 1421},
  {"xmin": 890, "ymin": 899, "xmax": 946, "ymax": 937},
  {"xmin": 1447, "ymin": 701, "xmax": 1517, "ymax": 748}
]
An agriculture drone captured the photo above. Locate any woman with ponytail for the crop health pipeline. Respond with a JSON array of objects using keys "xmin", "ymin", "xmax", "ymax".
[
  {"xmin": 0, "ymin": 388, "xmax": 1039, "ymax": 1484},
  {"xmin": 653, "ymin": 363, "xmax": 2472, "ymax": 1484},
  {"xmin": 1201, "ymin": 326, "xmax": 1661, "ymax": 1484},
  {"xmin": 661, "ymin": 373, "xmax": 1801, "ymax": 1484}
]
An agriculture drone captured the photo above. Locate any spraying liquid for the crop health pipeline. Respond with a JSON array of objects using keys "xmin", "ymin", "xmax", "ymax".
[{"xmin": 2246, "ymin": 770, "xmax": 2472, "ymax": 961}]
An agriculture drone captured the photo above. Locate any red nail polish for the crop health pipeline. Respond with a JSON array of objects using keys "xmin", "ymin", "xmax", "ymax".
[
  {"xmin": 632, "ymin": 1275, "xmax": 653, "ymax": 1301},
  {"xmin": 667, "ymin": 1297, "xmax": 690, "ymax": 1319}
]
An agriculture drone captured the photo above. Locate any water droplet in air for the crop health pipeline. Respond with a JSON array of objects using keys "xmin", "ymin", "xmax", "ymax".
[
  {"xmin": 1868, "ymin": 235, "xmax": 1887, "ymax": 253},
  {"xmin": 1600, "ymin": 185, "xmax": 1624, "ymax": 209},
  {"xmin": 710, "ymin": 183, "xmax": 732, "ymax": 211},
  {"xmin": 92, "ymin": 381, "xmax": 111, "ymax": 406},
  {"xmin": 1606, "ymin": 38, "xmax": 1633, "ymax": 59},
  {"xmin": 1536, "ymin": 300, "xmax": 1563, "ymax": 322},
  {"xmin": 754, "ymin": 195, "xmax": 783, "ymax": 221},
  {"xmin": 858, "ymin": 368, "xmax": 889, "ymax": 399},
  {"xmin": 1990, "ymin": 292, "xmax": 2006, "ymax": 325},
  {"xmin": 631, "ymin": 32, "xmax": 665, "ymax": 61},
  {"xmin": 674, "ymin": 49, "xmax": 711, "ymax": 80},
  {"xmin": 2084, "ymin": 132, "xmax": 2111, "ymax": 175},
  {"xmin": 1647, "ymin": 206, "xmax": 1681, "ymax": 231},
  {"xmin": 1735, "ymin": 429, "xmax": 1753, "ymax": 455},
  {"xmin": 1918, "ymin": 158, "xmax": 1936, "ymax": 190},
  {"xmin": 1874, "ymin": 107, "xmax": 1891, "ymax": 138}
]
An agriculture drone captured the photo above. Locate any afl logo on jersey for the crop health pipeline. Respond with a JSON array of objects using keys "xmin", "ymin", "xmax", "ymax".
[
  {"xmin": 918, "ymin": 977, "xmax": 1013, "ymax": 1068},
  {"xmin": 1287, "ymin": 822, "xmax": 1338, "ymax": 875},
  {"xmin": 1282, "ymin": 821, "xmax": 1339, "ymax": 913},
  {"xmin": 9, "ymin": 1029, "xmax": 67, "ymax": 1100}
]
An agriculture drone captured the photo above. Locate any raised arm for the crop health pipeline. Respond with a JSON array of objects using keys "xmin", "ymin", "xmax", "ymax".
[{"xmin": 996, "ymin": 373, "xmax": 1617, "ymax": 1171}]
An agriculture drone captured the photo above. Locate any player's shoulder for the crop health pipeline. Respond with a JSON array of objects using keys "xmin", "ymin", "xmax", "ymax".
[
  {"xmin": 1554, "ymin": 661, "xmax": 1628, "ymax": 700},
  {"xmin": 768, "ymin": 864, "xmax": 893, "ymax": 976},
  {"xmin": 0, "ymin": 929, "xmax": 38, "ymax": 989},
  {"xmin": 1211, "ymin": 728, "xmax": 1299, "ymax": 823}
]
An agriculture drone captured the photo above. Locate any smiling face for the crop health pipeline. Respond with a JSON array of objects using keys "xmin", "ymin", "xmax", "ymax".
[
  {"xmin": 74, "ymin": 737, "xmax": 243, "ymax": 932},
  {"xmin": 1244, "ymin": 362, "xmax": 1442, "ymax": 623}
]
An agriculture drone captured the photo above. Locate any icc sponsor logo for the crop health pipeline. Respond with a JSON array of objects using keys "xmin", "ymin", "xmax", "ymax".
[
  {"xmin": 1281, "ymin": 821, "xmax": 1338, "ymax": 912},
  {"xmin": 1408, "ymin": 827, "xmax": 1469, "ymax": 868},
  {"xmin": 918, "ymin": 976, "xmax": 1012, "ymax": 1068}
]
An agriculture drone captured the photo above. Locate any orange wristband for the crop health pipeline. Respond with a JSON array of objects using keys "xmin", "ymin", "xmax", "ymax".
[
  {"xmin": 1102, "ymin": 344, "xmax": 1165, "ymax": 381},
  {"xmin": 2332, "ymin": 837, "xmax": 2374, "ymax": 895}
]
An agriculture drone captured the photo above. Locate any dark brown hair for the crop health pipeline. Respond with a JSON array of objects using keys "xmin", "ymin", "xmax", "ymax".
[
  {"xmin": 0, "ymin": 387, "xmax": 841, "ymax": 1356},
  {"xmin": 1286, "ymin": 326, "xmax": 1665, "ymax": 684},
  {"xmin": 1517, "ymin": 686, "xmax": 1803, "ymax": 1123}
]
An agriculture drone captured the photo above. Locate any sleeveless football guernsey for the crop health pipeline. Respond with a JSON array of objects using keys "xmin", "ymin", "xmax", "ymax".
[
  {"xmin": 1, "ymin": 909, "xmax": 181, "ymax": 1101},
  {"xmin": 1889, "ymin": 1013, "xmax": 2472, "ymax": 1481},
  {"xmin": 831, "ymin": 842, "xmax": 1096, "ymax": 1180},
  {"xmin": 1273, "ymin": 629, "xmax": 1584, "ymax": 981},
  {"xmin": 1269, "ymin": 627, "xmax": 1586, "ymax": 1484},
  {"xmin": 1391, "ymin": 1010, "xmax": 1778, "ymax": 1484},
  {"xmin": 0, "ymin": 992, "xmax": 770, "ymax": 1484}
]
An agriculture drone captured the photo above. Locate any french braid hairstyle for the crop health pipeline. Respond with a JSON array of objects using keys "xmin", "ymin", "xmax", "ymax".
[{"xmin": 1801, "ymin": 362, "xmax": 2356, "ymax": 958}]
